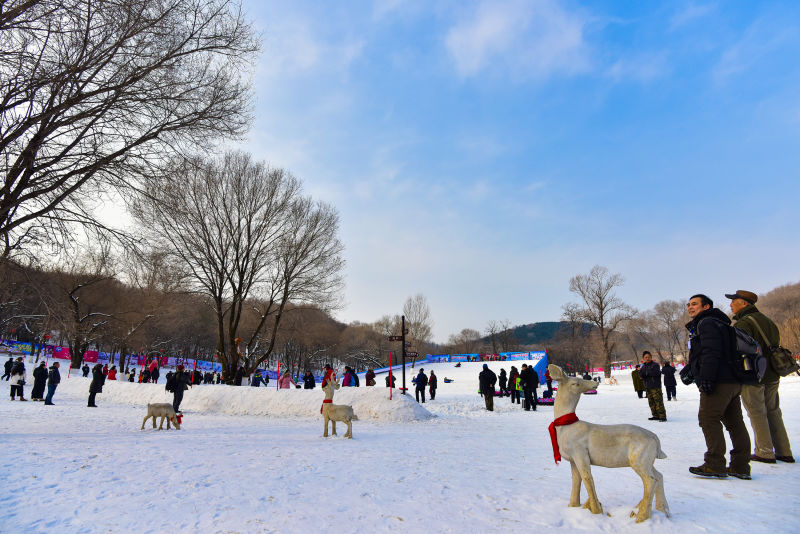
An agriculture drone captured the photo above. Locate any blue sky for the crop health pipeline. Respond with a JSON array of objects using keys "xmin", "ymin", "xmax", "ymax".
[{"xmin": 238, "ymin": 0, "xmax": 800, "ymax": 343}]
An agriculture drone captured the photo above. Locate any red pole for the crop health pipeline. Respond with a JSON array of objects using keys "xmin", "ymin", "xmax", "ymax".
[
  {"xmin": 191, "ymin": 358, "xmax": 197, "ymax": 389},
  {"xmin": 389, "ymin": 351, "xmax": 393, "ymax": 401},
  {"xmin": 276, "ymin": 361, "xmax": 281, "ymax": 391}
]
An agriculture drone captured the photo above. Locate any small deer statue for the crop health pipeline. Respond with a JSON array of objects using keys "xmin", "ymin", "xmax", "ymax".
[
  {"xmin": 547, "ymin": 364, "xmax": 670, "ymax": 523},
  {"xmin": 320, "ymin": 377, "xmax": 358, "ymax": 439}
]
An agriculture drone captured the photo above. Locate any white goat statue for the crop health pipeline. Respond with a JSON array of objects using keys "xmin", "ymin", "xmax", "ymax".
[
  {"xmin": 141, "ymin": 403, "xmax": 181, "ymax": 430},
  {"xmin": 320, "ymin": 377, "xmax": 358, "ymax": 439},
  {"xmin": 547, "ymin": 364, "xmax": 669, "ymax": 523}
]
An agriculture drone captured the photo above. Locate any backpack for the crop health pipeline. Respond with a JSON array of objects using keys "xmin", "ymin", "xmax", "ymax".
[
  {"xmin": 741, "ymin": 316, "xmax": 800, "ymax": 378},
  {"xmin": 700, "ymin": 317, "xmax": 766, "ymax": 384},
  {"xmin": 165, "ymin": 374, "xmax": 177, "ymax": 393}
]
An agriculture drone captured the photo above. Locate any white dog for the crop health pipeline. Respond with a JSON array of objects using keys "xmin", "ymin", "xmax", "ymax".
[{"xmin": 141, "ymin": 403, "xmax": 181, "ymax": 430}]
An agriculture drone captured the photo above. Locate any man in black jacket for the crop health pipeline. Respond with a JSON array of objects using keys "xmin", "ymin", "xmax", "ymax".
[
  {"xmin": 415, "ymin": 368, "xmax": 428, "ymax": 403},
  {"xmin": 685, "ymin": 294, "xmax": 751, "ymax": 479},
  {"xmin": 520, "ymin": 363, "xmax": 539, "ymax": 411},
  {"xmin": 172, "ymin": 365, "xmax": 191, "ymax": 414},
  {"xmin": 44, "ymin": 362, "xmax": 61, "ymax": 405},
  {"xmin": 88, "ymin": 363, "xmax": 105, "ymax": 407},
  {"xmin": 661, "ymin": 361, "xmax": 677, "ymax": 401},
  {"xmin": 2, "ymin": 356, "xmax": 12, "ymax": 380},
  {"xmin": 640, "ymin": 351, "xmax": 666, "ymax": 421},
  {"xmin": 478, "ymin": 364, "xmax": 497, "ymax": 411}
]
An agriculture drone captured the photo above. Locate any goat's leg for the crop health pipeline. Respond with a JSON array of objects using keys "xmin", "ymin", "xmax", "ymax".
[
  {"xmin": 345, "ymin": 419, "xmax": 352, "ymax": 439},
  {"xmin": 323, "ymin": 415, "xmax": 329, "ymax": 437},
  {"xmin": 573, "ymin": 457, "xmax": 602, "ymax": 515},
  {"xmin": 141, "ymin": 414, "xmax": 151, "ymax": 430},
  {"xmin": 569, "ymin": 461, "xmax": 582, "ymax": 507},
  {"xmin": 331, "ymin": 420, "xmax": 337, "ymax": 436},
  {"xmin": 630, "ymin": 462, "xmax": 655, "ymax": 523},
  {"xmin": 158, "ymin": 415, "xmax": 165, "ymax": 430},
  {"xmin": 653, "ymin": 467, "xmax": 670, "ymax": 518},
  {"xmin": 166, "ymin": 417, "xmax": 172, "ymax": 430}
]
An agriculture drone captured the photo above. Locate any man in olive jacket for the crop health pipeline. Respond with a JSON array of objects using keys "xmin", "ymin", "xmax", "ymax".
[
  {"xmin": 631, "ymin": 365, "xmax": 645, "ymax": 398},
  {"xmin": 685, "ymin": 294, "xmax": 751, "ymax": 479},
  {"xmin": 727, "ymin": 290, "xmax": 794, "ymax": 464}
]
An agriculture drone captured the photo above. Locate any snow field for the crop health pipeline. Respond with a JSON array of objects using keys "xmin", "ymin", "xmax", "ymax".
[{"xmin": 1, "ymin": 359, "xmax": 798, "ymax": 533}]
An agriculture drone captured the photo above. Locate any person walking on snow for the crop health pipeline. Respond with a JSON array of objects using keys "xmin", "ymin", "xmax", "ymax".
[
  {"xmin": 415, "ymin": 368, "xmax": 428, "ymax": 403},
  {"xmin": 2, "ymin": 356, "xmax": 13, "ymax": 381},
  {"xmin": 428, "ymin": 370, "xmax": 437, "ymax": 400},
  {"xmin": 44, "ymin": 362, "xmax": 60, "ymax": 405},
  {"xmin": 9, "ymin": 357, "xmax": 27, "ymax": 401},
  {"xmin": 632, "ymin": 364, "xmax": 645, "ymax": 398},
  {"xmin": 727, "ymin": 289, "xmax": 795, "ymax": 464},
  {"xmin": 88, "ymin": 363, "xmax": 105, "ymax": 407},
  {"xmin": 31, "ymin": 361, "xmax": 48, "ymax": 401},
  {"xmin": 685, "ymin": 293, "xmax": 751, "ymax": 479},
  {"xmin": 478, "ymin": 364, "xmax": 497, "ymax": 411},
  {"xmin": 662, "ymin": 361, "xmax": 677, "ymax": 401},
  {"xmin": 640, "ymin": 351, "xmax": 666, "ymax": 421}
]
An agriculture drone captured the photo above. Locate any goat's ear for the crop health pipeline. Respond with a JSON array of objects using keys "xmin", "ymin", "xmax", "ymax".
[{"xmin": 548, "ymin": 364, "xmax": 566, "ymax": 380}]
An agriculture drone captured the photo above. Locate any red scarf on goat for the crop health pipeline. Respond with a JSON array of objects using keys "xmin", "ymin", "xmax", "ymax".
[
  {"xmin": 320, "ymin": 399, "xmax": 332, "ymax": 414},
  {"xmin": 548, "ymin": 412, "xmax": 579, "ymax": 464}
]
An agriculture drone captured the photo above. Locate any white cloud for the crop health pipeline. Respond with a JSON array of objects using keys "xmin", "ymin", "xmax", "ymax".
[
  {"xmin": 669, "ymin": 2, "xmax": 716, "ymax": 30},
  {"xmin": 712, "ymin": 16, "xmax": 797, "ymax": 83},
  {"xmin": 606, "ymin": 52, "xmax": 669, "ymax": 83},
  {"xmin": 445, "ymin": 0, "xmax": 589, "ymax": 80},
  {"xmin": 259, "ymin": 17, "xmax": 365, "ymax": 79}
]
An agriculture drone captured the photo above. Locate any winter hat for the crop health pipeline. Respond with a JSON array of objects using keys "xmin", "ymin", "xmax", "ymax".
[
  {"xmin": 724, "ymin": 290, "xmax": 757, "ymax": 304},
  {"xmin": 483, "ymin": 364, "xmax": 488, "ymax": 369}
]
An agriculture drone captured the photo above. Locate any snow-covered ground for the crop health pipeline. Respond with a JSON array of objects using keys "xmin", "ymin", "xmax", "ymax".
[{"xmin": 1, "ymin": 359, "xmax": 798, "ymax": 533}]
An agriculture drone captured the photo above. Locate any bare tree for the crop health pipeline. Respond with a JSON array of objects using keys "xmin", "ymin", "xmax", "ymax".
[
  {"xmin": 447, "ymin": 328, "xmax": 482, "ymax": 354},
  {"xmin": 134, "ymin": 152, "xmax": 344, "ymax": 381},
  {"xmin": 652, "ymin": 299, "xmax": 687, "ymax": 361},
  {"xmin": 0, "ymin": 0, "xmax": 258, "ymax": 257},
  {"xmin": 567, "ymin": 265, "xmax": 635, "ymax": 378},
  {"xmin": 403, "ymin": 294, "xmax": 433, "ymax": 344}
]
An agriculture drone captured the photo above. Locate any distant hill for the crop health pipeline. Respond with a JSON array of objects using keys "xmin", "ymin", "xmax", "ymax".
[
  {"xmin": 510, "ymin": 322, "xmax": 566, "ymax": 346},
  {"xmin": 476, "ymin": 321, "xmax": 569, "ymax": 349}
]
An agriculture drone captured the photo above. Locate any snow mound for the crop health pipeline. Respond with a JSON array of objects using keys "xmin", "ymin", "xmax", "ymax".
[{"xmin": 51, "ymin": 376, "xmax": 434, "ymax": 421}]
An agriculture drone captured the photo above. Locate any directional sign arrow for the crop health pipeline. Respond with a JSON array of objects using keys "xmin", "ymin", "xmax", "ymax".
[
  {"xmin": 407, "ymin": 352, "xmax": 418, "ymax": 357},
  {"xmin": 388, "ymin": 335, "xmax": 402, "ymax": 341}
]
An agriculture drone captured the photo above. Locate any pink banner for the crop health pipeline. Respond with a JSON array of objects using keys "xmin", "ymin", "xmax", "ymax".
[
  {"xmin": 83, "ymin": 350, "xmax": 99, "ymax": 363},
  {"xmin": 52, "ymin": 346, "xmax": 71, "ymax": 360}
]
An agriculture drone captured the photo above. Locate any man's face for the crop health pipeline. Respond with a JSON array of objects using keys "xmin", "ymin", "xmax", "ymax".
[
  {"xmin": 730, "ymin": 298, "xmax": 749, "ymax": 314},
  {"xmin": 687, "ymin": 297, "xmax": 709, "ymax": 318},
  {"xmin": 643, "ymin": 353, "xmax": 652, "ymax": 363}
]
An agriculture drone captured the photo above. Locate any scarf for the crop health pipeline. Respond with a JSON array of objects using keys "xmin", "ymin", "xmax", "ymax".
[
  {"xmin": 548, "ymin": 412, "xmax": 579, "ymax": 464},
  {"xmin": 320, "ymin": 398, "xmax": 332, "ymax": 414}
]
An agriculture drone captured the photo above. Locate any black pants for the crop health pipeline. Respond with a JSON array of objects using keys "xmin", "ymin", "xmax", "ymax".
[
  {"xmin": 511, "ymin": 389, "xmax": 521, "ymax": 404},
  {"xmin": 415, "ymin": 387, "xmax": 425, "ymax": 403},
  {"xmin": 173, "ymin": 389, "xmax": 184, "ymax": 413},
  {"xmin": 666, "ymin": 385, "xmax": 676, "ymax": 400},
  {"xmin": 637, "ymin": 390, "xmax": 644, "ymax": 398},
  {"xmin": 10, "ymin": 384, "xmax": 23, "ymax": 398},
  {"xmin": 1, "ymin": 372, "xmax": 9, "ymax": 381},
  {"xmin": 429, "ymin": 386, "xmax": 436, "ymax": 400},
  {"xmin": 523, "ymin": 388, "xmax": 537, "ymax": 411},
  {"xmin": 88, "ymin": 392, "xmax": 97, "ymax": 406}
]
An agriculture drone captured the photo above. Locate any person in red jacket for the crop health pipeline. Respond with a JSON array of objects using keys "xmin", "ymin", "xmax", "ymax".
[
  {"xmin": 321, "ymin": 365, "xmax": 336, "ymax": 387},
  {"xmin": 107, "ymin": 365, "xmax": 117, "ymax": 380},
  {"xmin": 102, "ymin": 364, "xmax": 109, "ymax": 376}
]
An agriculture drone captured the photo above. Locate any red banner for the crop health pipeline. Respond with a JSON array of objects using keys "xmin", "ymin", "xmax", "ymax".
[
  {"xmin": 52, "ymin": 346, "xmax": 71, "ymax": 360},
  {"xmin": 83, "ymin": 350, "xmax": 99, "ymax": 363}
]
